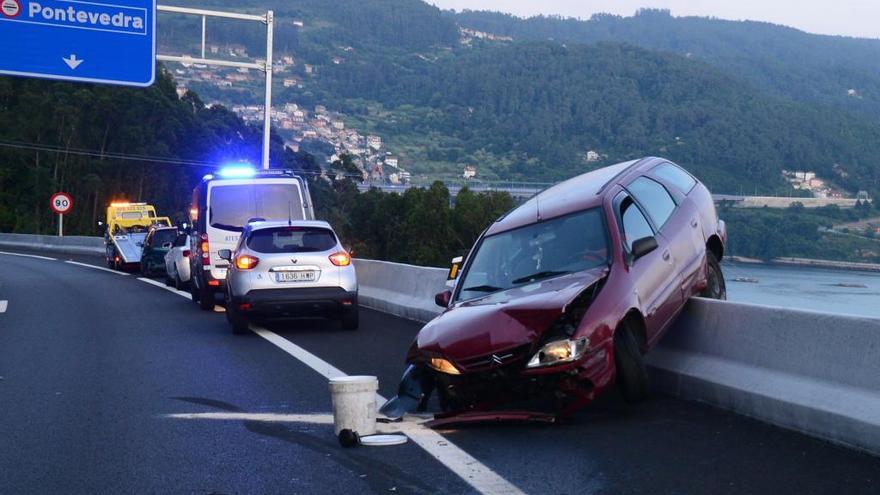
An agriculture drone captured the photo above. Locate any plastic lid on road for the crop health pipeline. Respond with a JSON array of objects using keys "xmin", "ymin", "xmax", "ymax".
[{"xmin": 359, "ymin": 434, "xmax": 408, "ymax": 447}]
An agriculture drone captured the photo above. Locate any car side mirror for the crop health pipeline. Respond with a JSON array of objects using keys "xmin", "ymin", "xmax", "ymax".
[
  {"xmin": 435, "ymin": 290, "xmax": 452, "ymax": 308},
  {"xmin": 218, "ymin": 249, "xmax": 232, "ymax": 261},
  {"xmin": 631, "ymin": 236, "xmax": 659, "ymax": 260}
]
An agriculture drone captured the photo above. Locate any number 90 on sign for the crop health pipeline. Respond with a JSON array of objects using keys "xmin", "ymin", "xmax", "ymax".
[{"xmin": 50, "ymin": 193, "xmax": 73, "ymax": 214}]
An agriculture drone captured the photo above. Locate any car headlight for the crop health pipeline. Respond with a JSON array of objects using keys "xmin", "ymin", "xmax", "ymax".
[
  {"xmin": 428, "ymin": 357, "xmax": 461, "ymax": 375},
  {"xmin": 526, "ymin": 338, "xmax": 589, "ymax": 368}
]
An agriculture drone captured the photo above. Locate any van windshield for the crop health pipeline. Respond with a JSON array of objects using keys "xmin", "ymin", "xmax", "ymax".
[
  {"xmin": 209, "ymin": 184, "xmax": 304, "ymax": 232},
  {"xmin": 455, "ymin": 208, "xmax": 609, "ymax": 302}
]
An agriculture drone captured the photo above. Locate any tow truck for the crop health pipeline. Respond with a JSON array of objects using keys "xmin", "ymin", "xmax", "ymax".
[{"xmin": 104, "ymin": 202, "xmax": 173, "ymax": 270}]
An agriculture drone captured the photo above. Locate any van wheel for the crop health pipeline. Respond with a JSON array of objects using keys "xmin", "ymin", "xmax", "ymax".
[
  {"xmin": 190, "ymin": 280, "xmax": 200, "ymax": 304},
  {"xmin": 341, "ymin": 305, "xmax": 359, "ymax": 330},
  {"xmin": 175, "ymin": 273, "xmax": 185, "ymax": 291},
  {"xmin": 198, "ymin": 283, "xmax": 215, "ymax": 311},
  {"xmin": 700, "ymin": 252, "xmax": 727, "ymax": 300},
  {"xmin": 614, "ymin": 322, "xmax": 648, "ymax": 404}
]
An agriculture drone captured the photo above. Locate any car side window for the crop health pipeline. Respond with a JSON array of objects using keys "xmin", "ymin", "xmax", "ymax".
[
  {"xmin": 627, "ymin": 176, "xmax": 676, "ymax": 229},
  {"xmin": 654, "ymin": 163, "xmax": 697, "ymax": 193},
  {"xmin": 620, "ymin": 197, "xmax": 654, "ymax": 252}
]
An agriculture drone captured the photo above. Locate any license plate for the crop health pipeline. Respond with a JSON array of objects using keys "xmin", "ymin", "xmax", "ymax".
[{"xmin": 275, "ymin": 271, "xmax": 316, "ymax": 283}]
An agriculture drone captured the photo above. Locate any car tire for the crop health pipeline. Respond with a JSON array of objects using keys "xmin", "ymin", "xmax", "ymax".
[
  {"xmin": 190, "ymin": 279, "xmax": 200, "ymax": 304},
  {"xmin": 614, "ymin": 322, "xmax": 648, "ymax": 404},
  {"xmin": 140, "ymin": 260, "xmax": 148, "ymax": 276},
  {"xmin": 700, "ymin": 251, "xmax": 727, "ymax": 300},
  {"xmin": 175, "ymin": 272, "xmax": 185, "ymax": 291},
  {"xmin": 341, "ymin": 305, "xmax": 359, "ymax": 330},
  {"xmin": 198, "ymin": 282, "xmax": 215, "ymax": 311}
]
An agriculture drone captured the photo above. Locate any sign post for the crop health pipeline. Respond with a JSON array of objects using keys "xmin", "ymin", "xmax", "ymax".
[
  {"xmin": 50, "ymin": 192, "xmax": 73, "ymax": 237},
  {"xmin": 0, "ymin": 0, "xmax": 156, "ymax": 86}
]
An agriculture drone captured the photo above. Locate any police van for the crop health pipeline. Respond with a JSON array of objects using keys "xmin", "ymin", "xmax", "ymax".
[{"xmin": 188, "ymin": 166, "xmax": 314, "ymax": 310}]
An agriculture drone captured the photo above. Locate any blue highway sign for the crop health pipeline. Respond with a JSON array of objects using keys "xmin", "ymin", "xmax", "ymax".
[{"xmin": 0, "ymin": 0, "xmax": 155, "ymax": 86}]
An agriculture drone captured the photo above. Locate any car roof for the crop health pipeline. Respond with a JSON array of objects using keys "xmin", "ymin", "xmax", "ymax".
[{"xmin": 485, "ymin": 157, "xmax": 665, "ymax": 236}]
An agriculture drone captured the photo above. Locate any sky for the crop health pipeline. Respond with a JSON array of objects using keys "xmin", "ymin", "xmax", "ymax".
[{"xmin": 429, "ymin": 1, "xmax": 880, "ymax": 39}]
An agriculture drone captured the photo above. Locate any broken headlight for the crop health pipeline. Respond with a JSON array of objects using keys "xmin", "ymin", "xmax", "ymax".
[{"xmin": 526, "ymin": 338, "xmax": 589, "ymax": 368}]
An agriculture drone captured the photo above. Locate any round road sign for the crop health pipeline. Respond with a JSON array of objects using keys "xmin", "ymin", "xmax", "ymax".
[
  {"xmin": 1, "ymin": 0, "xmax": 21, "ymax": 18},
  {"xmin": 50, "ymin": 192, "xmax": 73, "ymax": 214}
]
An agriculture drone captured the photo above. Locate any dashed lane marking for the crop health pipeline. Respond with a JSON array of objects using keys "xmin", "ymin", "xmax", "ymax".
[
  {"xmin": 133, "ymin": 276, "xmax": 524, "ymax": 495},
  {"xmin": 0, "ymin": 251, "xmax": 56, "ymax": 261},
  {"xmin": 164, "ymin": 412, "xmax": 335, "ymax": 424},
  {"xmin": 0, "ymin": 300, "xmax": 7, "ymax": 313},
  {"xmin": 64, "ymin": 260, "xmax": 128, "ymax": 275}
]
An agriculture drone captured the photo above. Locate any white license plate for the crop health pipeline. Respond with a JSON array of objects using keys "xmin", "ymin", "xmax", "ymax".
[{"xmin": 274, "ymin": 271, "xmax": 316, "ymax": 283}]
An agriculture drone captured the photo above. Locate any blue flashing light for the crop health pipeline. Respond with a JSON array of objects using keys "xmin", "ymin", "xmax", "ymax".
[
  {"xmin": 202, "ymin": 174, "xmax": 214, "ymax": 181},
  {"xmin": 218, "ymin": 165, "xmax": 256, "ymax": 178}
]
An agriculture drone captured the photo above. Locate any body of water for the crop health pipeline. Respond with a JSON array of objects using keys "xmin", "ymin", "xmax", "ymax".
[{"xmin": 722, "ymin": 261, "xmax": 880, "ymax": 319}]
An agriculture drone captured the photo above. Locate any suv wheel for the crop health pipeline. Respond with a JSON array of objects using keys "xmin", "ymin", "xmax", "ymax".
[
  {"xmin": 700, "ymin": 252, "xmax": 727, "ymax": 300},
  {"xmin": 341, "ymin": 304, "xmax": 359, "ymax": 330},
  {"xmin": 227, "ymin": 300, "xmax": 250, "ymax": 335},
  {"xmin": 614, "ymin": 322, "xmax": 648, "ymax": 404}
]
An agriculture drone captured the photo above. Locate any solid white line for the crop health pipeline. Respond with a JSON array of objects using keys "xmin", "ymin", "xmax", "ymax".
[
  {"xmin": 251, "ymin": 325, "xmax": 523, "ymax": 495},
  {"xmin": 0, "ymin": 300, "xmax": 7, "ymax": 313},
  {"xmin": 64, "ymin": 260, "xmax": 128, "ymax": 275},
  {"xmin": 137, "ymin": 277, "xmax": 191, "ymax": 298},
  {"xmin": 164, "ymin": 412, "xmax": 335, "ymax": 424},
  {"xmin": 0, "ymin": 251, "xmax": 56, "ymax": 261}
]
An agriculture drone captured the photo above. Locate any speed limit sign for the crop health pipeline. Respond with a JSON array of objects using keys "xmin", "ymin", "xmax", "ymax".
[{"xmin": 50, "ymin": 192, "xmax": 73, "ymax": 214}]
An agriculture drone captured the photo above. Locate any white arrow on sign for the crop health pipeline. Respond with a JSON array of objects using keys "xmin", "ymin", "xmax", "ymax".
[{"xmin": 62, "ymin": 54, "xmax": 83, "ymax": 70}]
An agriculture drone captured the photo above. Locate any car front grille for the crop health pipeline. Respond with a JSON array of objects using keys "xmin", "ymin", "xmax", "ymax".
[{"xmin": 456, "ymin": 343, "xmax": 532, "ymax": 372}]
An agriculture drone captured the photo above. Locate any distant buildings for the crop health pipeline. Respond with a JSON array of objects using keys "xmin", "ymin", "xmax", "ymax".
[
  {"xmin": 585, "ymin": 150, "xmax": 601, "ymax": 162},
  {"xmin": 463, "ymin": 165, "xmax": 477, "ymax": 179}
]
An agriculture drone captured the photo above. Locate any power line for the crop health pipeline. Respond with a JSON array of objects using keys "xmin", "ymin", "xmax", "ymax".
[{"xmin": 0, "ymin": 140, "xmax": 221, "ymax": 168}]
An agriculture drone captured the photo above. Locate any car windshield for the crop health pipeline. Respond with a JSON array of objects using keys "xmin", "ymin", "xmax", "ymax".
[
  {"xmin": 209, "ymin": 183, "xmax": 304, "ymax": 232},
  {"xmin": 247, "ymin": 226, "xmax": 337, "ymax": 253},
  {"xmin": 456, "ymin": 208, "xmax": 609, "ymax": 302}
]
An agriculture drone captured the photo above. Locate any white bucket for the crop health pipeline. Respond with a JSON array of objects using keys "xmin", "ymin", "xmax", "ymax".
[{"xmin": 329, "ymin": 376, "xmax": 379, "ymax": 436}]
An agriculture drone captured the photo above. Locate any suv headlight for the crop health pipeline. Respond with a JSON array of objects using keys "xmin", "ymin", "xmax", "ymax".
[{"xmin": 526, "ymin": 338, "xmax": 589, "ymax": 368}]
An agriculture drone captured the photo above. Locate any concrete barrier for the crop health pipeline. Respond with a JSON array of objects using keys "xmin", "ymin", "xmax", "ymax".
[
  {"xmin": 647, "ymin": 298, "xmax": 880, "ymax": 455},
  {"xmin": 0, "ymin": 233, "xmax": 104, "ymax": 255},
  {"xmin": 353, "ymin": 259, "xmax": 447, "ymax": 323}
]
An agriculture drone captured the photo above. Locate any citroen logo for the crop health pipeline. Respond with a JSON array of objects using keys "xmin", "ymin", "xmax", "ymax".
[
  {"xmin": 491, "ymin": 354, "xmax": 504, "ymax": 365},
  {"xmin": 291, "ymin": 259, "xmax": 298, "ymax": 264}
]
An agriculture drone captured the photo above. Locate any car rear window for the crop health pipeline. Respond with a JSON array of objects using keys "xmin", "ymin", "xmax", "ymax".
[
  {"xmin": 653, "ymin": 163, "xmax": 696, "ymax": 193},
  {"xmin": 247, "ymin": 227, "xmax": 337, "ymax": 253},
  {"xmin": 152, "ymin": 229, "xmax": 178, "ymax": 246}
]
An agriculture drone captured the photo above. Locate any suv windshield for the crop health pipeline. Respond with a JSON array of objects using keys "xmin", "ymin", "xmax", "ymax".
[
  {"xmin": 209, "ymin": 183, "xmax": 304, "ymax": 232},
  {"xmin": 456, "ymin": 208, "xmax": 608, "ymax": 302},
  {"xmin": 247, "ymin": 226, "xmax": 337, "ymax": 253}
]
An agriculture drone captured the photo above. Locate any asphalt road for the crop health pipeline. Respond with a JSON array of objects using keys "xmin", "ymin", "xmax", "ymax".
[{"xmin": 1, "ymin": 248, "xmax": 879, "ymax": 494}]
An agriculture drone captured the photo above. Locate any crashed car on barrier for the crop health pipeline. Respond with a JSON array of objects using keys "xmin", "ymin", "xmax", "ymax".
[{"xmin": 381, "ymin": 157, "xmax": 727, "ymax": 422}]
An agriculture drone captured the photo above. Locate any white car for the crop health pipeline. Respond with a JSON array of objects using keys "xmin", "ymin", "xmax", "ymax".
[
  {"xmin": 219, "ymin": 220, "xmax": 358, "ymax": 334},
  {"xmin": 164, "ymin": 233, "xmax": 191, "ymax": 290}
]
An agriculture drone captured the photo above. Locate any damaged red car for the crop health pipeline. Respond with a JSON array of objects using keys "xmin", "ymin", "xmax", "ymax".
[{"xmin": 381, "ymin": 157, "xmax": 727, "ymax": 421}]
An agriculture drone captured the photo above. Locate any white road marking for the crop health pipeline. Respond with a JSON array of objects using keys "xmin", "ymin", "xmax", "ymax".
[
  {"xmin": 0, "ymin": 251, "xmax": 56, "ymax": 261},
  {"xmin": 134, "ymin": 277, "xmax": 522, "ymax": 494},
  {"xmin": 251, "ymin": 325, "xmax": 523, "ymax": 495},
  {"xmin": 164, "ymin": 412, "xmax": 334, "ymax": 424},
  {"xmin": 137, "ymin": 277, "xmax": 191, "ymax": 297},
  {"xmin": 64, "ymin": 260, "xmax": 128, "ymax": 276},
  {"xmin": 0, "ymin": 300, "xmax": 7, "ymax": 313}
]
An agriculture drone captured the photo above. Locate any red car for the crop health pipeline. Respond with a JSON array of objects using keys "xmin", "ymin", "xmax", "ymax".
[{"xmin": 381, "ymin": 157, "xmax": 727, "ymax": 421}]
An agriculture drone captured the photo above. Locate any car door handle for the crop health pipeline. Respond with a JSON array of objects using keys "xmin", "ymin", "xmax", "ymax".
[
  {"xmin": 690, "ymin": 218, "xmax": 699, "ymax": 228},
  {"xmin": 662, "ymin": 250, "xmax": 671, "ymax": 261}
]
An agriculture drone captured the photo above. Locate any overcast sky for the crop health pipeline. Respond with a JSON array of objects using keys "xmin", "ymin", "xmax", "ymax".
[{"xmin": 429, "ymin": 1, "xmax": 879, "ymax": 39}]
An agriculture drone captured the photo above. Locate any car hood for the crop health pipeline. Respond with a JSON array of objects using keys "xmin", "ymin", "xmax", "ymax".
[{"xmin": 416, "ymin": 267, "xmax": 608, "ymax": 361}]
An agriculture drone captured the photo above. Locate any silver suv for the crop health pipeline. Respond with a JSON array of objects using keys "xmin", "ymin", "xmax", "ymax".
[{"xmin": 218, "ymin": 220, "xmax": 358, "ymax": 334}]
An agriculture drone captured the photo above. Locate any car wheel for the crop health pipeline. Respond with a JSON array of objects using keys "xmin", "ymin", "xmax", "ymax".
[
  {"xmin": 198, "ymin": 283, "xmax": 215, "ymax": 311},
  {"xmin": 175, "ymin": 272, "xmax": 185, "ymax": 291},
  {"xmin": 614, "ymin": 322, "xmax": 648, "ymax": 404},
  {"xmin": 341, "ymin": 304, "xmax": 359, "ymax": 330},
  {"xmin": 227, "ymin": 303, "xmax": 250, "ymax": 335},
  {"xmin": 700, "ymin": 252, "xmax": 727, "ymax": 300},
  {"xmin": 190, "ymin": 279, "xmax": 200, "ymax": 304}
]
